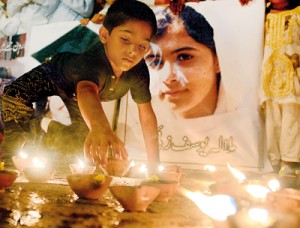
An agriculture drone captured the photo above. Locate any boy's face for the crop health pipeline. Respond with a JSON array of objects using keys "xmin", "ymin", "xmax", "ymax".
[{"xmin": 100, "ymin": 20, "xmax": 152, "ymax": 74}]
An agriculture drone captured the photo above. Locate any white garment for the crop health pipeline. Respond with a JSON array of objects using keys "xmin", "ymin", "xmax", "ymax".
[
  {"xmin": 1, "ymin": 0, "xmax": 94, "ymax": 36},
  {"xmin": 48, "ymin": 0, "xmax": 94, "ymax": 23}
]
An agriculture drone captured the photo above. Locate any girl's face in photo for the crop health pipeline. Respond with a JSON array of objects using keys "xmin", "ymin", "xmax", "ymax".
[
  {"xmin": 145, "ymin": 22, "xmax": 220, "ymax": 119},
  {"xmin": 100, "ymin": 20, "xmax": 152, "ymax": 76}
]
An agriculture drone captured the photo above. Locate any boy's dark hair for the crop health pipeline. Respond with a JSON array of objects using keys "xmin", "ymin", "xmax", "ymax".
[{"xmin": 103, "ymin": 0, "xmax": 157, "ymax": 38}]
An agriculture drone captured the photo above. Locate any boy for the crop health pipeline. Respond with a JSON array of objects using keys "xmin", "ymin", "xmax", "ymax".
[{"xmin": 0, "ymin": 0, "xmax": 160, "ymax": 172}]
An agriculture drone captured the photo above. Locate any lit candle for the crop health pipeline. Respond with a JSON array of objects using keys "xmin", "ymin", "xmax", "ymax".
[
  {"xmin": 22, "ymin": 157, "xmax": 56, "ymax": 183},
  {"xmin": 12, "ymin": 151, "xmax": 32, "ymax": 172},
  {"xmin": 203, "ymin": 165, "xmax": 216, "ymax": 172},
  {"xmin": 229, "ymin": 207, "xmax": 275, "ymax": 227},
  {"xmin": 268, "ymin": 179, "xmax": 280, "ymax": 192},
  {"xmin": 227, "ymin": 163, "xmax": 247, "ymax": 183},
  {"xmin": 245, "ymin": 184, "xmax": 270, "ymax": 199},
  {"xmin": 181, "ymin": 187, "xmax": 237, "ymax": 221},
  {"xmin": 69, "ymin": 158, "xmax": 95, "ymax": 174},
  {"xmin": 19, "ymin": 151, "xmax": 28, "ymax": 159},
  {"xmin": 158, "ymin": 165, "xmax": 165, "ymax": 172},
  {"xmin": 32, "ymin": 157, "xmax": 45, "ymax": 168}
]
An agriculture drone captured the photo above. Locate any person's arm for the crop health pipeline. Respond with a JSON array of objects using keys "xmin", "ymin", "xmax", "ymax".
[
  {"xmin": 170, "ymin": 0, "xmax": 253, "ymax": 15},
  {"xmin": 77, "ymin": 80, "xmax": 127, "ymax": 167},
  {"xmin": 137, "ymin": 102, "xmax": 160, "ymax": 174}
]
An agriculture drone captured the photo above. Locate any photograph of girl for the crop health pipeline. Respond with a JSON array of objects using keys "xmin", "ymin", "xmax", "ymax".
[{"xmin": 122, "ymin": 0, "xmax": 270, "ymax": 171}]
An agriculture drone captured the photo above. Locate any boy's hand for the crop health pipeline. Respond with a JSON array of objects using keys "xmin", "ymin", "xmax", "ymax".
[{"xmin": 84, "ymin": 128, "xmax": 128, "ymax": 168}]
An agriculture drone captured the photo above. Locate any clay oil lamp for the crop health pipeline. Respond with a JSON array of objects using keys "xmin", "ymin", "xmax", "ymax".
[
  {"xmin": 0, "ymin": 161, "xmax": 19, "ymax": 193},
  {"xmin": 22, "ymin": 157, "xmax": 56, "ymax": 183},
  {"xmin": 69, "ymin": 158, "xmax": 96, "ymax": 174},
  {"xmin": 229, "ymin": 206, "xmax": 300, "ymax": 228},
  {"xmin": 158, "ymin": 165, "xmax": 185, "ymax": 182},
  {"xmin": 110, "ymin": 185, "xmax": 160, "ymax": 212},
  {"xmin": 141, "ymin": 176, "xmax": 179, "ymax": 202},
  {"xmin": 209, "ymin": 163, "xmax": 248, "ymax": 198},
  {"xmin": 265, "ymin": 188, "xmax": 300, "ymax": 213},
  {"xmin": 67, "ymin": 173, "xmax": 112, "ymax": 200},
  {"xmin": 103, "ymin": 158, "xmax": 132, "ymax": 177},
  {"xmin": 12, "ymin": 151, "xmax": 33, "ymax": 172}
]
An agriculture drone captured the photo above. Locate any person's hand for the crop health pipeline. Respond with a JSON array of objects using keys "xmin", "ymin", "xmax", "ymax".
[
  {"xmin": 84, "ymin": 128, "xmax": 128, "ymax": 168},
  {"xmin": 170, "ymin": 0, "xmax": 201, "ymax": 15},
  {"xmin": 170, "ymin": 0, "xmax": 186, "ymax": 15},
  {"xmin": 239, "ymin": 0, "xmax": 253, "ymax": 6}
]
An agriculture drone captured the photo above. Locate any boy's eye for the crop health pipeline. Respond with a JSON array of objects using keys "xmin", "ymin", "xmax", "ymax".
[
  {"xmin": 139, "ymin": 44, "xmax": 146, "ymax": 50},
  {"xmin": 177, "ymin": 54, "xmax": 193, "ymax": 61},
  {"xmin": 121, "ymin": 37, "xmax": 130, "ymax": 43}
]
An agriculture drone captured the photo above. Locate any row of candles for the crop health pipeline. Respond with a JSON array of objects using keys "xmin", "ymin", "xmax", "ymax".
[{"xmin": 2, "ymin": 151, "xmax": 300, "ymax": 227}]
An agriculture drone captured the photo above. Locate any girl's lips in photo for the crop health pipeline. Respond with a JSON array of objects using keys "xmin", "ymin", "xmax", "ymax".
[
  {"xmin": 163, "ymin": 89, "xmax": 187, "ymax": 96},
  {"xmin": 161, "ymin": 89, "xmax": 188, "ymax": 100}
]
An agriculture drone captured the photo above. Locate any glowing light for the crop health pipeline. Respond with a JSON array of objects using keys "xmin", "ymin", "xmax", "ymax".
[
  {"xmin": 227, "ymin": 163, "xmax": 247, "ymax": 183},
  {"xmin": 246, "ymin": 184, "xmax": 270, "ymax": 199},
  {"xmin": 181, "ymin": 188, "xmax": 237, "ymax": 221},
  {"xmin": 19, "ymin": 151, "xmax": 28, "ymax": 159},
  {"xmin": 268, "ymin": 179, "xmax": 280, "ymax": 192},
  {"xmin": 139, "ymin": 164, "xmax": 148, "ymax": 173},
  {"xmin": 129, "ymin": 160, "xmax": 136, "ymax": 168},
  {"xmin": 248, "ymin": 208, "xmax": 271, "ymax": 226},
  {"xmin": 32, "ymin": 157, "xmax": 45, "ymax": 169},
  {"xmin": 159, "ymin": 165, "xmax": 165, "ymax": 172},
  {"xmin": 77, "ymin": 158, "xmax": 85, "ymax": 169},
  {"xmin": 203, "ymin": 165, "xmax": 216, "ymax": 172}
]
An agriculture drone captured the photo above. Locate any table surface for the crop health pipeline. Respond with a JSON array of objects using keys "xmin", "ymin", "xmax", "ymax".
[{"xmin": 1, "ymin": 161, "xmax": 300, "ymax": 228}]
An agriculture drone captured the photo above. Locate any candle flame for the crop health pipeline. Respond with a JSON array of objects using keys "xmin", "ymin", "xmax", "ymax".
[
  {"xmin": 227, "ymin": 163, "xmax": 247, "ymax": 183},
  {"xmin": 32, "ymin": 157, "xmax": 45, "ymax": 168},
  {"xmin": 77, "ymin": 158, "xmax": 85, "ymax": 169},
  {"xmin": 130, "ymin": 160, "xmax": 136, "ymax": 168},
  {"xmin": 159, "ymin": 165, "xmax": 165, "ymax": 172},
  {"xmin": 203, "ymin": 165, "xmax": 216, "ymax": 172},
  {"xmin": 139, "ymin": 164, "xmax": 148, "ymax": 173},
  {"xmin": 246, "ymin": 184, "xmax": 270, "ymax": 199},
  {"xmin": 19, "ymin": 151, "xmax": 28, "ymax": 159},
  {"xmin": 181, "ymin": 188, "xmax": 237, "ymax": 221},
  {"xmin": 248, "ymin": 208, "xmax": 271, "ymax": 226},
  {"xmin": 268, "ymin": 179, "xmax": 280, "ymax": 192}
]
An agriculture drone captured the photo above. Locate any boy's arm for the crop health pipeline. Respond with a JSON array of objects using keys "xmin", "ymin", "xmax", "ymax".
[
  {"xmin": 77, "ymin": 80, "xmax": 127, "ymax": 167},
  {"xmin": 137, "ymin": 102, "xmax": 160, "ymax": 174}
]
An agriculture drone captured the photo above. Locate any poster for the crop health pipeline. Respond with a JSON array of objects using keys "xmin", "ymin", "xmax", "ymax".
[{"xmin": 117, "ymin": 0, "xmax": 270, "ymax": 171}]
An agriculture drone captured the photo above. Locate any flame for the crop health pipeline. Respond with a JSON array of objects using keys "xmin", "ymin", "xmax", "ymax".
[
  {"xmin": 268, "ymin": 179, "xmax": 280, "ymax": 192},
  {"xmin": 19, "ymin": 151, "xmax": 28, "ymax": 159},
  {"xmin": 32, "ymin": 157, "xmax": 45, "ymax": 168},
  {"xmin": 181, "ymin": 188, "xmax": 237, "ymax": 221},
  {"xmin": 129, "ymin": 160, "xmax": 136, "ymax": 168},
  {"xmin": 77, "ymin": 158, "xmax": 85, "ymax": 169},
  {"xmin": 248, "ymin": 208, "xmax": 272, "ymax": 226},
  {"xmin": 159, "ymin": 165, "xmax": 165, "ymax": 172},
  {"xmin": 227, "ymin": 163, "xmax": 247, "ymax": 183},
  {"xmin": 246, "ymin": 184, "xmax": 270, "ymax": 199},
  {"xmin": 138, "ymin": 164, "xmax": 148, "ymax": 173},
  {"xmin": 203, "ymin": 165, "xmax": 216, "ymax": 172}
]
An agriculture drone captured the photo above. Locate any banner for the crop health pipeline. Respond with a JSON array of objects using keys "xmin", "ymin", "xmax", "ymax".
[{"xmin": 0, "ymin": 34, "xmax": 26, "ymax": 60}]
